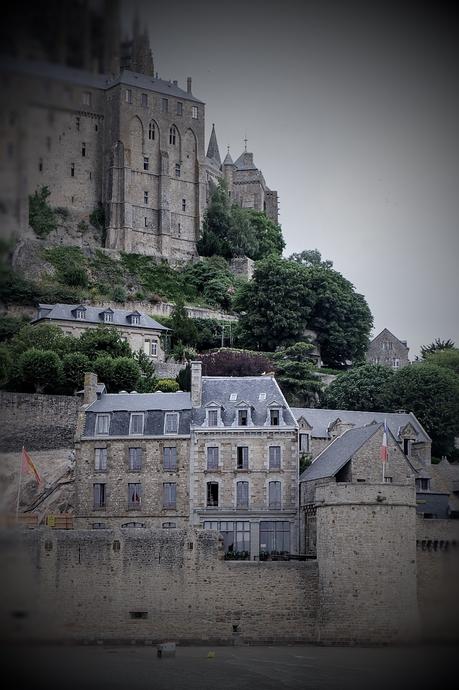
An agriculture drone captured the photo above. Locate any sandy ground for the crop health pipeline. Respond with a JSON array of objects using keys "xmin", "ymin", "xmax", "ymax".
[{"xmin": 0, "ymin": 448, "xmax": 74, "ymax": 521}]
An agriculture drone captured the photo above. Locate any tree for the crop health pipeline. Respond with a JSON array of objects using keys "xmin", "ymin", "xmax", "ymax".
[
  {"xmin": 199, "ymin": 348, "xmax": 273, "ymax": 377},
  {"xmin": 288, "ymin": 249, "xmax": 333, "ymax": 268},
  {"xmin": 76, "ymin": 327, "xmax": 131, "ymax": 360},
  {"xmin": 385, "ymin": 363, "xmax": 459, "ymax": 457},
  {"xmin": 18, "ymin": 349, "xmax": 62, "ymax": 393},
  {"xmin": 155, "ymin": 379, "xmax": 180, "ymax": 392},
  {"xmin": 321, "ymin": 364, "xmax": 394, "ymax": 411},
  {"xmin": 0, "ymin": 315, "xmax": 30, "ymax": 343},
  {"xmin": 424, "ymin": 348, "xmax": 459, "ymax": 377},
  {"xmin": 93, "ymin": 355, "xmax": 140, "ymax": 392},
  {"xmin": 245, "ymin": 210, "xmax": 285, "ymax": 260},
  {"xmin": 0, "ymin": 344, "xmax": 12, "ymax": 386},
  {"xmin": 28, "ymin": 186, "xmax": 57, "ymax": 237},
  {"xmin": 272, "ymin": 342, "xmax": 323, "ymax": 406},
  {"xmin": 9, "ymin": 324, "xmax": 72, "ymax": 357},
  {"xmin": 169, "ymin": 299, "xmax": 198, "ymax": 353},
  {"xmin": 62, "ymin": 352, "xmax": 91, "ymax": 393},
  {"xmin": 233, "ymin": 256, "xmax": 313, "ymax": 351},
  {"xmin": 301, "ymin": 266, "xmax": 373, "ymax": 368},
  {"xmin": 421, "ymin": 338, "xmax": 455, "ymax": 358},
  {"xmin": 133, "ymin": 350, "xmax": 158, "ymax": 393}
]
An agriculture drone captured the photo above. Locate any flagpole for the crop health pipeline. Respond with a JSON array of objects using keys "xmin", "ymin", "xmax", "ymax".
[{"xmin": 16, "ymin": 446, "xmax": 24, "ymax": 522}]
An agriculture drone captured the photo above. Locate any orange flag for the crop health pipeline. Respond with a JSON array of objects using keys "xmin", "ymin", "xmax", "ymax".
[{"xmin": 22, "ymin": 447, "xmax": 42, "ymax": 484}]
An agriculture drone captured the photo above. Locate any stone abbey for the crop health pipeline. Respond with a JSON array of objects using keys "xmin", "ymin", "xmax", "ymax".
[{"xmin": 0, "ymin": 1, "xmax": 279, "ymax": 261}]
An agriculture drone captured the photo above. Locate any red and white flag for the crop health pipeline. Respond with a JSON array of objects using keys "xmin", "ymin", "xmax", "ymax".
[
  {"xmin": 22, "ymin": 447, "xmax": 42, "ymax": 484},
  {"xmin": 380, "ymin": 420, "xmax": 388, "ymax": 463}
]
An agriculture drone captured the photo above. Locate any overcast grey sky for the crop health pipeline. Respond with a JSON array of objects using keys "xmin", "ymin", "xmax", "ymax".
[{"xmin": 129, "ymin": 0, "xmax": 458, "ymax": 358}]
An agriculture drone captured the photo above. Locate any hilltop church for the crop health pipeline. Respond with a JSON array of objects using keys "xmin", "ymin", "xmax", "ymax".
[{"xmin": 0, "ymin": 0, "xmax": 279, "ymax": 262}]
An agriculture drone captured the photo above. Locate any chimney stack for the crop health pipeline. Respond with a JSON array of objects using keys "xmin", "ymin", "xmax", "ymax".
[
  {"xmin": 187, "ymin": 76, "xmax": 192, "ymax": 94},
  {"xmin": 83, "ymin": 372, "xmax": 98, "ymax": 405},
  {"xmin": 191, "ymin": 361, "xmax": 202, "ymax": 408}
]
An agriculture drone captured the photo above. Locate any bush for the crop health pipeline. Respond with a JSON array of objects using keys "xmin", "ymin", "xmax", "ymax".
[
  {"xmin": 93, "ymin": 355, "xmax": 140, "ymax": 393},
  {"xmin": 62, "ymin": 352, "xmax": 91, "ymax": 393},
  {"xmin": 0, "ymin": 315, "xmax": 30, "ymax": 342},
  {"xmin": 9, "ymin": 324, "xmax": 72, "ymax": 357},
  {"xmin": 18, "ymin": 348, "xmax": 62, "ymax": 393},
  {"xmin": 111, "ymin": 285, "xmax": 127, "ymax": 303},
  {"xmin": 77, "ymin": 327, "xmax": 131, "ymax": 360},
  {"xmin": 0, "ymin": 344, "xmax": 12, "ymax": 386},
  {"xmin": 155, "ymin": 378, "xmax": 179, "ymax": 392},
  {"xmin": 28, "ymin": 186, "xmax": 57, "ymax": 237},
  {"xmin": 59, "ymin": 265, "xmax": 88, "ymax": 288}
]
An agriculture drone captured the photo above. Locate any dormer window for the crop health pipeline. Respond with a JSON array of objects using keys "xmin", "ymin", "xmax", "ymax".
[
  {"xmin": 129, "ymin": 413, "xmax": 144, "ymax": 435},
  {"xmin": 128, "ymin": 312, "xmax": 141, "ymax": 326},
  {"xmin": 101, "ymin": 309, "xmax": 113, "ymax": 324},
  {"xmin": 208, "ymin": 409, "xmax": 218, "ymax": 426},
  {"xmin": 270, "ymin": 409, "xmax": 280, "ymax": 426},
  {"xmin": 238, "ymin": 409, "xmax": 249, "ymax": 426},
  {"xmin": 95, "ymin": 414, "xmax": 110, "ymax": 435},
  {"xmin": 74, "ymin": 307, "xmax": 86, "ymax": 320},
  {"xmin": 164, "ymin": 412, "xmax": 179, "ymax": 435}
]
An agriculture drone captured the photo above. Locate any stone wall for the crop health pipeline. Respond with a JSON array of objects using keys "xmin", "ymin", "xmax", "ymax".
[
  {"xmin": 0, "ymin": 528, "xmax": 319, "ymax": 644},
  {"xmin": 0, "ymin": 392, "xmax": 80, "ymax": 452},
  {"xmin": 415, "ymin": 516, "xmax": 459, "ymax": 641}
]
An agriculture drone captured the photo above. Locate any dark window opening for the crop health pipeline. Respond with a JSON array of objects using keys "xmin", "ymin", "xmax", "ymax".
[
  {"xmin": 237, "ymin": 447, "xmax": 248, "ymax": 470},
  {"xmin": 129, "ymin": 611, "xmax": 148, "ymax": 619},
  {"xmin": 270, "ymin": 409, "xmax": 280, "ymax": 426},
  {"xmin": 207, "ymin": 481, "xmax": 219, "ymax": 507}
]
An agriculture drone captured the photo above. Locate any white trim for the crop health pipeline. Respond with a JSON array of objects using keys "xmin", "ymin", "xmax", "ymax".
[
  {"xmin": 164, "ymin": 412, "xmax": 179, "ymax": 435},
  {"xmin": 129, "ymin": 412, "xmax": 145, "ymax": 435},
  {"xmin": 95, "ymin": 413, "xmax": 110, "ymax": 435}
]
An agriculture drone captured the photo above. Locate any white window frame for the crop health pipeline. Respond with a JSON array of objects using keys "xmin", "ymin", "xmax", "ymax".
[
  {"xmin": 129, "ymin": 413, "xmax": 144, "ymax": 435},
  {"xmin": 164, "ymin": 412, "xmax": 179, "ymax": 435},
  {"xmin": 207, "ymin": 409, "xmax": 218, "ymax": 427},
  {"xmin": 103, "ymin": 312, "xmax": 113, "ymax": 323},
  {"xmin": 125, "ymin": 88, "xmax": 132, "ymax": 104},
  {"xmin": 82, "ymin": 91, "xmax": 92, "ymax": 106},
  {"xmin": 269, "ymin": 408, "xmax": 281, "ymax": 426},
  {"xmin": 192, "ymin": 105, "xmax": 198, "ymax": 119},
  {"xmin": 130, "ymin": 314, "xmax": 140, "ymax": 325},
  {"xmin": 95, "ymin": 414, "xmax": 110, "ymax": 435},
  {"xmin": 75, "ymin": 309, "xmax": 85, "ymax": 320}
]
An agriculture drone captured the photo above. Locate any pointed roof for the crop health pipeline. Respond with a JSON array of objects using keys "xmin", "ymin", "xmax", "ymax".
[
  {"xmin": 234, "ymin": 150, "xmax": 257, "ymax": 171},
  {"xmin": 223, "ymin": 147, "xmax": 234, "ymax": 165},
  {"xmin": 206, "ymin": 124, "xmax": 221, "ymax": 166}
]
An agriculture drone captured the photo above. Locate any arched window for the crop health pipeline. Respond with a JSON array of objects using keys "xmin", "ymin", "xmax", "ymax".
[
  {"xmin": 148, "ymin": 122, "xmax": 155, "ymax": 140},
  {"xmin": 169, "ymin": 126, "xmax": 177, "ymax": 145}
]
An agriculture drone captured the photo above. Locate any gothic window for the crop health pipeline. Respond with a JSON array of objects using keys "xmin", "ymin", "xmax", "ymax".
[
  {"xmin": 163, "ymin": 482, "xmax": 176, "ymax": 508},
  {"xmin": 129, "ymin": 448, "xmax": 142, "ymax": 471},
  {"xmin": 148, "ymin": 122, "xmax": 155, "ymax": 140},
  {"xmin": 163, "ymin": 447, "xmax": 177, "ymax": 471},
  {"xmin": 207, "ymin": 447, "xmax": 219, "ymax": 470},
  {"xmin": 169, "ymin": 126, "xmax": 177, "ymax": 145}
]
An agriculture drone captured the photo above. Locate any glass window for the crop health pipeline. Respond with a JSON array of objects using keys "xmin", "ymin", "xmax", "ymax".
[
  {"xmin": 128, "ymin": 482, "xmax": 142, "ymax": 508},
  {"xmin": 163, "ymin": 482, "xmax": 176, "ymax": 508},
  {"xmin": 93, "ymin": 483, "xmax": 106, "ymax": 508},
  {"xmin": 176, "ymin": 102, "xmax": 183, "ymax": 115},
  {"xmin": 203, "ymin": 521, "xmax": 250, "ymax": 558},
  {"xmin": 141, "ymin": 93, "xmax": 148, "ymax": 107},
  {"xmin": 259, "ymin": 521, "xmax": 290, "ymax": 556},
  {"xmin": 237, "ymin": 446, "xmax": 248, "ymax": 470},
  {"xmin": 270, "ymin": 409, "xmax": 280, "ymax": 426},
  {"xmin": 148, "ymin": 122, "xmax": 155, "ymax": 140},
  {"xmin": 103, "ymin": 312, "xmax": 113, "ymax": 323},
  {"xmin": 238, "ymin": 409, "xmax": 248, "ymax": 426},
  {"xmin": 299, "ymin": 434, "xmax": 310, "ymax": 452},
  {"xmin": 268, "ymin": 481, "xmax": 281, "ymax": 509},
  {"xmin": 129, "ymin": 413, "xmax": 144, "ymax": 435},
  {"xmin": 82, "ymin": 91, "xmax": 91, "ymax": 106},
  {"xmin": 162, "ymin": 522, "xmax": 176, "ymax": 528},
  {"xmin": 416, "ymin": 478, "xmax": 430, "ymax": 491},
  {"xmin": 169, "ymin": 126, "xmax": 176, "ymax": 145},
  {"xmin": 129, "ymin": 447, "xmax": 142, "ymax": 471},
  {"xmin": 164, "ymin": 413, "xmax": 179, "ymax": 435},
  {"xmin": 143, "ymin": 156, "xmax": 149, "ymax": 171},
  {"xmin": 182, "ymin": 198, "xmax": 186, "ymax": 211},
  {"xmin": 192, "ymin": 106, "xmax": 198, "ymax": 119},
  {"xmin": 207, "ymin": 446, "xmax": 219, "ymax": 470},
  {"xmin": 144, "ymin": 191, "xmax": 149, "ymax": 204},
  {"xmin": 125, "ymin": 89, "xmax": 132, "ymax": 104},
  {"xmin": 175, "ymin": 163, "xmax": 181, "ymax": 177},
  {"xmin": 236, "ymin": 481, "xmax": 249, "ymax": 508},
  {"xmin": 269, "ymin": 446, "xmax": 281, "ymax": 470},
  {"xmin": 163, "ymin": 447, "xmax": 177, "ymax": 471},
  {"xmin": 95, "ymin": 414, "xmax": 110, "ymax": 435},
  {"xmin": 207, "ymin": 481, "xmax": 218, "ymax": 507},
  {"xmin": 208, "ymin": 409, "xmax": 218, "ymax": 426},
  {"xmin": 94, "ymin": 448, "xmax": 107, "ymax": 472},
  {"xmin": 161, "ymin": 98, "xmax": 168, "ymax": 112}
]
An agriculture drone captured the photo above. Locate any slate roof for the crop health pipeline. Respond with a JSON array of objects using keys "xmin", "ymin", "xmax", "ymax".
[
  {"xmin": 32, "ymin": 304, "xmax": 169, "ymax": 331},
  {"xmin": 233, "ymin": 151, "xmax": 258, "ymax": 171},
  {"xmin": 192, "ymin": 376, "xmax": 297, "ymax": 427},
  {"xmin": 1, "ymin": 58, "xmax": 204, "ymax": 103},
  {"xmin": 206, "ymin": 124, "xmax": 221, "ymax": 165},
  {"xmin": 299, "ymin": 424, "xmax": 382, "ymax": 481},
  {"xmin": 86, "ymin": 391, "xmax": 192, "ymax": 413},
  {"xmin": 223, "ymin": 150, "xmax": 234, "ymax": 165},
  {"xmin": 292, "ymin": 408, "xmax": 430, "ymax": 443}
]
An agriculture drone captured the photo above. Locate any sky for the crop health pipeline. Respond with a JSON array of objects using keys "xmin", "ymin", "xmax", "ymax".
[{"xmin": 126, "ymin": 0, "xmax": 459, "ymax": 358}]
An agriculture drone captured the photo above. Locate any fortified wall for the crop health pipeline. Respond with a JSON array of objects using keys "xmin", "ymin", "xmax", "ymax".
[{"xmin": 1, "ymin": 484, "xmax": 451, "ymax": 646}]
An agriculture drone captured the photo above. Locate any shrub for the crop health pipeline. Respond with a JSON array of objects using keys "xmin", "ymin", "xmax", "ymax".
[
  {"xmin": 28, "ymin": 186, "xmax": 57, "ymax": 237},
  {"xmin": 111, "ymin": 285, "xmax": 127, "ymax": 303},
  {"xmin": 155, "ymin": 378, "xmax": 179, "ymax": 392},
  {"xmin": 0, "ymin": 344, "xmax": 12, "ymax": 386},
  {"xmin": 0, "ymin": 315, "xmax": 30, "ymax": 342}
]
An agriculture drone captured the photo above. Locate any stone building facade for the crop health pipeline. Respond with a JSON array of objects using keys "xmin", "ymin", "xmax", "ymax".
[
  {"xmin": 0, "ymin": 4, "xmax": 279, "ymax": 259},
  {"xmin": 366, "ymin": 327, "xmax": 410, "ymax": 368},
  {"xmin": 32, "ymin": 303, "xmax": 169, "ymax": 361}
]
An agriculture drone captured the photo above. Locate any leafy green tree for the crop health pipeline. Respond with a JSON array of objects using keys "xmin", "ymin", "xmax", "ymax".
[
  {"xmin": 0, "ymin": 344, "xmax": 12, "ymax": 386},
  {"xmin": 176, "ymin": 363, "xmax": 191, "ymax": 391},
  {"xmin": 133, "ymin": 350, "xmax": 158, "ymax": 393},
  {"xmin": 9, "ymin": 324, "xmax": 72, "ymax": 357},
  {"xmin": 321, "ymin": 364, "xmax": 393, "ymax": 411},
  {"xmin": 18, "ymin": 348, "xmax": 62, "ymax": 393},
  {"xmin": 93, "ymin": 355, "xmax": 115, "ymax": 390},
  {"xmin": 169, "ymin": 299, "xmax": 198, "ymax": 352},
  {"xmin": 234, "ymin": 256, "xmax": 313, "ymax": 351},
  {"xmin": 421, "ymin": 338, "xmax": 455, "ymax": 358},
  {"xmin": 199, "ymin": 348, "xmax": 272, "ymax": 377},
  {"xmin": 302, "ymin": 266, "xmax": 373, "ymax": 368},
  {"xmin": 62, "ymin": 352, "xmax": 91, "ymax": 393},
  {"xmin": 28, "ymin": 186, "xmax": 57, "ymax": 237},
  {"xmin": 245, "ymin": 210, "xmax": 285, "ymax": 259},
  {"xmin": 385, "ymin": 363, "xmax": 459, "ymax": 456},
  {"xmin": 76, "ymin": 327, "xmax": 131, "ymax": 360},
  {"xmin": 289, "ymin": 249, "xmax": 333, "ymax": 268},
  {"xmin": 0, "ymin": 315, "xmax": 30, "ymax": 342},
  {"xmin": 155, "ymin": 378, "xmax": 180, "ymax": 392},
  {"xmin": 424, "ymin": 348, "xmax": 459, "ymax": 377},
  {"xmin": 272, "ymin": 342, "xmax": 323, "ymax": 406},
  {"xmin": 93, "ymin": 355, "xmax": 140, "ymax": 392}
]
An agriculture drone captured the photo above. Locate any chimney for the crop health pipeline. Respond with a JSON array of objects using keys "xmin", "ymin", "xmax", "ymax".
[
  {"xmin": 187, "ymin": 76, "xmax": 192, "ymax": 94},
  {"xmin": 191, "ymin": 361, "xmax": 202, "ymax": 408},
  {"xmin": 83, "ymin": 372, "xmax": 98, "ymax": 405},
  {"xmin": 173, "ymin": 79, "xmax": 178, "ymax": 86}
]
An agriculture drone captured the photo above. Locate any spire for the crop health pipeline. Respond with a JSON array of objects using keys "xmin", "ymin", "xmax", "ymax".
[
  {"xmin": 223, "ymin": 146, "xmax": 233, "ymax": 165},
  {"xmin": 206, "ymin": 124, "xmax": 221, "ymax": 166}
]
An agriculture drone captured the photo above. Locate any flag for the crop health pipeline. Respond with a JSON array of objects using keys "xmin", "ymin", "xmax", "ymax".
[
  {"xmin": 380, "ymin": 420, "xmax": 388, "ymax": 463},
  {"xmin": 22, "ymin": 447, "xmax": 42, "ymax": 484}
]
